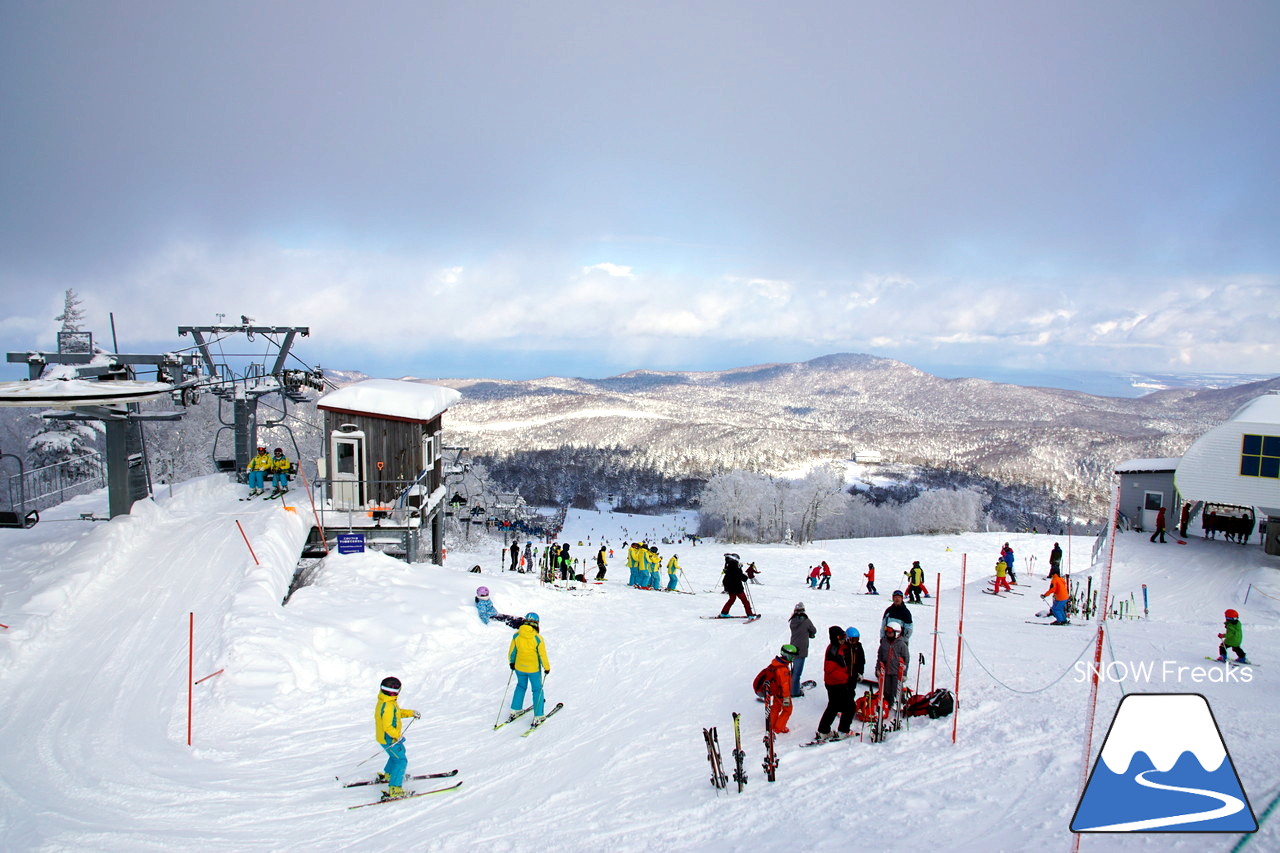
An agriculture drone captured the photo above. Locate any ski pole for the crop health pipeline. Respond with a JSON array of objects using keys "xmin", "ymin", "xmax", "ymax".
[
  {"xmin": 493, "ymin": 668, "xmax": 515, "ymax": 728},
  {"xmin": 915, "ymin": 653, "xmax": 924, "ymax": 696},
  {"xmin": 352, "ymin": 717, "xmax": 415, "ymax": 770}
]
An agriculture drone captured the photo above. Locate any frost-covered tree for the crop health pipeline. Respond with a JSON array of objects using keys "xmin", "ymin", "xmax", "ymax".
[
  {"xmin": 699, "ymin": 470, "xmax": 770, "ymax": 542},
  {"xmin": 904, "ymin": 487, "xmax": 986, "ymax": 534},
  {"xmin": 790, "ymin": 466, "xmax": 851, "ymax": 544},
  {"xmin": 26, "ymin": 411, "xmax": 103, "ymax": 476},
  {"xmin": 54, "ymin": 288, "xmax": 86, "ymax": 332}
]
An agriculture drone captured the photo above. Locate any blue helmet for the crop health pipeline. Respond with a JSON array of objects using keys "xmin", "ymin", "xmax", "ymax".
[
  {"xmin": 845, "ymin": 627, "xmax": 859, "ymax": 639},
  {"xmin": 524, "ymin": 612, "xmax": 540, "ymax": 624}
]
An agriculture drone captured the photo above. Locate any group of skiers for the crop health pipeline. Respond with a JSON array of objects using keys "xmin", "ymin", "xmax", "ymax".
[
  {"xmin": 245, "ymin": 446, "xmax": 292, "ymax": 497},
  {"xmin": 753, "ymin": 589, "xmax": 917, "ymax": 742},
  {"xmin": 627, "ymin": 542, "xmax": 683, "ymax": 590},
  {"xmin": 805, "ymin": 563, "xmax": 832, "ymax": 589}
]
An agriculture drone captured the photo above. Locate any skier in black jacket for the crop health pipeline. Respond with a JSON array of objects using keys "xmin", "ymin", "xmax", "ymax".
[
  {"xmin": 718, "ymin": 554, "xmax": 754, "ymax": 617},
  {"xmin": 881, "ymin": 591, "xmax": 914, "ymax": 651}
]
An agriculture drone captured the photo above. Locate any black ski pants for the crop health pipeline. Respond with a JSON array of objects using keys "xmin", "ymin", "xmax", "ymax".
[{"xmin": 818, "ymin": 682, "xmax": 856, "ymax": 734}]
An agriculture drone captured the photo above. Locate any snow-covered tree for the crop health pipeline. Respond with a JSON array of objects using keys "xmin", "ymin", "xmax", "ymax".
[
  {"xmin": 26, "ymin": 411, "xmax": 103, "ymax": 477},
  {"xmin": 904, "ymin": 487, "xmax": 986, "ymax": 534},
  {"xmin": 54, "ymin": 288, "xmax": 85, "ymax": 332}
]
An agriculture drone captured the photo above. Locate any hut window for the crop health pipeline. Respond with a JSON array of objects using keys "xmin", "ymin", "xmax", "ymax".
[{"xmin": 1240, "ymin": 434, "xmax": 1280, "ymax": 479}]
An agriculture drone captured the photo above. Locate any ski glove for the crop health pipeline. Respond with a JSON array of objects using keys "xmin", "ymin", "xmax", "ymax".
[
  {"xmin": 1218, "ymin": 633, "xmax": 1225, "ymax": 639},
  {"xmin": 510, "ymin": 662, "xmax": 516, "ymax": 671},
  {"xmin": 543, "ymin": 669, "xmax": 550, "ymax": 676},
  {"xmin": 413, "ymin": 712, "xmax": 421, "ymax": 720},
  {"xmin": 782, "ymin": 698, "xmax": 791, "ymax": 707}
]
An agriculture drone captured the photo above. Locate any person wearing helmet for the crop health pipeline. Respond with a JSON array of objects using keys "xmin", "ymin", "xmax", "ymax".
[
  {"xmin": 752, "ymin": 645, "xmax": 798, "ymax": 734},
  {"xmin": 269, "ymin": 447, "xmax": 291, "ymax": 496},
  {"xmin": 474, "ymin": 587, "xmax": 523, "ymax": 628},
  {"xmin": 788, "ymin": 603, "xmax": 818, "ymax": 696},
  {"xmin": 246, "ymin": 446, "xmax": 272, "ymax": 496},
  {"xmin": 1217, "ymin": 610, "xmax": 1247, "ymax": 664},
  {"xmin": 595, "ymin": 544, "xmax": 608, "ymax": 580},
  {"xmin": 904, "ymin": 560, "xmax": 926, "ymax": 603},
  {"xmin": 507, "ymin": 612, "xmax": 551, "ymax": 725},
  {"xmin": 876, "ymin": 621, "xmax": 910, "ymax": 721},
  {"xmin": 664, "ymin": 553, "xmax": 681, "ymax": 591},
  {"xmin": 814, "ymin": 625, "xmax": 865, "ymax": 742},
  {"xmin": 373, "ymin": 676, "xmax": 420, "ymax": 800},
  {"xmin": 1041, "ymin": 567, "xmax": 1071, "ymax": 624},
  {"xmin": 880, "ymin": 590, "xmax": 914, "ymax": 649},
  {"xmin": 718, "ymin": 554, "xmax": 754, "ymax": 617},
  {"xmin": 864, "ymin": 562, "xmax": 878, "ymax": 595}
]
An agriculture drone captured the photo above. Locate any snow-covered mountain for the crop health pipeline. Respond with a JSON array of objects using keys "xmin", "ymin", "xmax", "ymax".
[{"xmin": 430, "ymin": 353, "xmax": 1280, "ymax": 521}]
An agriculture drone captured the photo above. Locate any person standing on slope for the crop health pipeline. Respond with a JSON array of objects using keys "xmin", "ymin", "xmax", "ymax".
[
  {"xmin": 373, "ymin": 676, "xmax": 420, "ymax": 800},
  {"xmin": 507, "ymin": 612, "xmax": 551, "ymax": 726},
  {"xmin": 753, "ymin": 645, "xmax": 797, "ymax": 734},
  {"xmin": 814, "ymin": 626, "xmax": 865, "ymax": 742},
  {"xmin": 788, "ymin": 603, "xmax": 818, "ymax": 696},
  {"xmin": 1217, "ymin": 609, "xmax": 1247, "ymax": 664},
  {"xmin": 817, "ymin": 561, "xmax": 832, "ymax": 590},
  {"xmin": 1049, "ymin": 542, "xmax": 1063, "ymax": 576},
  {"xmin": 509, "ymin": 540, "xmax": 520, "ymax": 572},
  {"xmin": 719, "ymin": 554, "xmax": 754, "ymax": 617},
  {"xmin": 875, "ymin": 621, "xmax": 910, "ymax": 719},
  {"xmin": 904, "ymin": 561, "xmax": 925, "ymax": 603},
  {"xmin": 1040, "ymin": 568, "xmax": 1071, "ymax": 625},
  {"xmin": 665, "ymin": 553, "xmax": 681, "ymax": 591},
  {"xmin": 595, "ymin": 544, "xmax": 608, "ymax": 580},
  {"xmin": 992, "ymin": 559, "xmax": 1013, "ymax": 594},
  {"xmin": 880, "ymin": 590, "xmax": 914, "ymax": 651},
  {"xmin": 1001, "ymin": 544, "xmax": 1017, "ymax": 584},
  {"xmin": 864, "ymin": 562, "xmax": 878, "ymax": 595}
]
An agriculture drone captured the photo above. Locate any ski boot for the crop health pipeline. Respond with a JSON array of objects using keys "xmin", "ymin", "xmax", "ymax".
[{"xmin": 381, "ymin": 785, "xmax": 408, "ymax": 801}]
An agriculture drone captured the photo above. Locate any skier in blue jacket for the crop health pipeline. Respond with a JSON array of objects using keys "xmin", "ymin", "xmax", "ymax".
[{"xmin": 474, "ymin": 587, "xmax": 523, "ymax": 627}]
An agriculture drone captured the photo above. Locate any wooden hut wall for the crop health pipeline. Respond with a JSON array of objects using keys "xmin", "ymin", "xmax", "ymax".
[{"xmin": 323, "ymin": 410, "xmax": 447, "ymax": 494}]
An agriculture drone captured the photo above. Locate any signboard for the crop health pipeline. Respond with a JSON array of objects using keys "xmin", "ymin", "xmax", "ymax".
[{"xmin": 337, "ymin": 533, "xmax": 366, "ymax": 555}]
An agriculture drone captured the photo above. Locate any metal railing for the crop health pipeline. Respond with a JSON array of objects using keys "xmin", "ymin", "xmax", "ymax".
[{"xmin": 7, "ymin": 451, "xmax": 107, "ymax": 512}]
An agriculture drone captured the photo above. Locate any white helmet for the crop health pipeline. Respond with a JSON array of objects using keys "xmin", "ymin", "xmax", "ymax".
[{"xmin": 885, "ymin": 619, "xmax": 904, "ymax": 636}]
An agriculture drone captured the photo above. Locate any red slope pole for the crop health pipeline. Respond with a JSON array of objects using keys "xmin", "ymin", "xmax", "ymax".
[
  {"xmin": 187, "ymin": 611, "xmax": 194, "ymax": 746},
  {"xmin": 931, "ymin": 571, "xmax": 941, "ymax": 692},
  {"xmin": 952, "ymin": 554, "xmax": 966, "ymax": 744},
  {"xmin": 235, "ymin": 519, "xmax": 260, "ymax": 566}
]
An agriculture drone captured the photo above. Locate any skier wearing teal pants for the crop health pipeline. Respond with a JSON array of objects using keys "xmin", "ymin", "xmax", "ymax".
[
  {"xmin": 666, "ymin": 554, "xmax": 681, "ymax": 590},
  {"xmin": 373, "ymin": 676, "xmax": 419, "ymax": 799},
  {"xmin": 507, "ymin": 613, "xmax": 551, "ymax": 724}
]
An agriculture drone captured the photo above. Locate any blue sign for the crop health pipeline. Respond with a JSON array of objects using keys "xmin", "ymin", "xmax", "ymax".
[{"xmin": 337, "ymin": 533, "xmax": 365, "ymax": 555}]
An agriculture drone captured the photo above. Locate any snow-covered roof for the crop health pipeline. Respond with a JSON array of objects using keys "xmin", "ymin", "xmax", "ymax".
[
  {"xmin": 1114, "ymin": 457, "xmax": 1180, "ymax": 473},
  {"xmin": 0, "ymin": 378, "xmax": 176, "ymax": 408},
  {"xmin": 317, "ymin": 379, "xmax": 461, "ymax": 422}
]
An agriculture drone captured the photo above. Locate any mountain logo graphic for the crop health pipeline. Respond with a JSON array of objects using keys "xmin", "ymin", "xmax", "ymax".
[{"xmin": 1072, "ymin": 693, "xmax": 1257, "ymax": 833}]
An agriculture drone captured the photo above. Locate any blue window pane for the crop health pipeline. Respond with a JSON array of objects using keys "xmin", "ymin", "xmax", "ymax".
[
  {"xmin": 1241, "ymin": 456, "xmax": 1260, "ymax": 477},
  {"xmin": 1263, "ymin": 435, "xmax": 1280, "ymax": 457},
  {"xmin": 1242, "ymin": 434, "xmax": 1262, "ymax": 454},
  {"xmin": 1262, "ymin": 457, "xmax": 1280, "ymax": 479}
]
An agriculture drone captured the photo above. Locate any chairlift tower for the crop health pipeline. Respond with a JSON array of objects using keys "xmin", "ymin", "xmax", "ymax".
[
  {"xmin": 177, "ymin": 322, "xmax": 323, "ymax": 478},
  {"xmin": 4, "ymin": 332, "xmax": 200, "ymax": 518}
]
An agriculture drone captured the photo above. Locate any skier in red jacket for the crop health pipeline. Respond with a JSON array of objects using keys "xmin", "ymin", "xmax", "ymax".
[{"xmin": 754, "ymin": 645, "xmax": 797, "ymax": 734}]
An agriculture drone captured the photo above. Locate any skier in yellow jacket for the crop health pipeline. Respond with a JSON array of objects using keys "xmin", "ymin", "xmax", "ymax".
[
  {"xmin": 665, "ymin": 554, "xmax": 681, "ymax": 591},
  {"xmin": 506, "ymin": 613, "xmax": 551, "ymax": 725},
  {"xmin": 246, "ymin": 446, "xmax": 272, "ymax": 496},
  {"xmin": 373, "ymin": 676, "xmax": 419, "ymax": 799}
]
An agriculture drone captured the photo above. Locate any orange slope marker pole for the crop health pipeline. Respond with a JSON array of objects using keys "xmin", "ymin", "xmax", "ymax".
[
  {"xmin": 235, "ymin": 519, "xmax": 260, "ymax": 566},
  {"xmin": 952, "ymin": 554, "xmax": 966, "ymax": 745}
]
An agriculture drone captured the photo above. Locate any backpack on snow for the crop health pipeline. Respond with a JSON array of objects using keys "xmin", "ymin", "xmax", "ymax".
[
  {"xmin": 854, "ymin": 688, "xmax": 888, "ymax": 722},
  {"xmin": 904, "ymin": 688, "xmax": 955, "ymax": 719}
]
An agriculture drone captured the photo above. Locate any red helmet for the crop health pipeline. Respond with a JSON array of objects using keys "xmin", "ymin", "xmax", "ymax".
[{"xmin": 1225, "ymin": 609, "xmax": 1239, "ymax": 619}]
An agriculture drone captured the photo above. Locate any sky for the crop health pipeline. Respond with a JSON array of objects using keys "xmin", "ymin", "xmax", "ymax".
[{"xmin": 2, "ymin": 0, "xmax": 1278, "ymax": 383}]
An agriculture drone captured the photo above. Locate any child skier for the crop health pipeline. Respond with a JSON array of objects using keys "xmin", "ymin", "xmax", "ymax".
[
  {"xmin": 270, "ymin": 447, "xmax": 291, "ymax": 495},
  {"xmin": 1217, "ymin": 610, "xmax": 1247, "ymax": 664},
  {"xmin": 875, "ymin": 621, "xmax": 909, "ymax": 720},
  {"xmin": 992, "ymin": 559, "xmax": 1012, "ymax": 593},
  {"xmin": 665, "ymin": 553, "xmax": 681, "ymax": 591},
  {"xmin": 904, "ymin": 561, "xmax": 925, "ymax": 603},
  {"xmin": 474, "ymin": 586, "xmax": 524, "ymax": 627},
  {"xmin": 1001, "ymin": 543, "xmax": 1017, "ymax": 584},
  {"xmin": 753, "ymin": 645, "xmax": 797, "ymax": 734},
  {"xmin": 507, "ymin": 612, "xmax": 551, "ymax": 726},
  {"xmin": 807, "ymin": 565, "xmax": 821, "ymax": 588},
  {"xmin": 246, "ymin": 446, "xmax": 271, "ymax": 496},
  {"xmin": 864, "ymin": 562, "xmax": 878, "ymax": 595},
  {"xmin": 373, "ymin": 676, "xmax": 420, "ymax": 800},
  {"xmin": 817, "ymin": 561, "xmax": 831, "ymax": 590}
]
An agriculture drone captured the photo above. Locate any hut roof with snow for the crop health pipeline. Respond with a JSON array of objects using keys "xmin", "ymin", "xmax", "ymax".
[{"xmin": 317, "ymin": 379, "xmax": 461, "ymax": 423}]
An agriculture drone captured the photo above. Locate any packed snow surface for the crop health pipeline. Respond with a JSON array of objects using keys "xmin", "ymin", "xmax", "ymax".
[{"xmin": 1, "ymin": 478, "xmax": 1277, "ymax": 852}]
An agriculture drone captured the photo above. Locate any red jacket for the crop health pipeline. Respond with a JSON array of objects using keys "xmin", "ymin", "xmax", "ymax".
[
  {"xmin": 754, "ymin": 657, "xmax": 793, "ymax": 699},
  {"xmin": 823, "ymin": 640, "xmax": 866, "ymax": 686}
]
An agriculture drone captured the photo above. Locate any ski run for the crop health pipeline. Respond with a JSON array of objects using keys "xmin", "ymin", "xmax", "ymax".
[{"xmin": 1, "ymin": 476, "xmax": 1277, "ymax": 851}]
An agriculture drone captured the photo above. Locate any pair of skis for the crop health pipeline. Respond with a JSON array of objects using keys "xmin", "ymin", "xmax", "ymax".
[
  {"xmin": 703, "ymin": 713, "xmax": 749, "ymax": 793},
  {"xmin": 493, "ymin": 702, "xmax": 566, "ymax": 736},
  {"xmin": 700, "ymin": 613, "xmax": 762, "ymax": 623},
  {"xmin": 342, "ymin": 769, "xmax": 463, "ymax": 810}
]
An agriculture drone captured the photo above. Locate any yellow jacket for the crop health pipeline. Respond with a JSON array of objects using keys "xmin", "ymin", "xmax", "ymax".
[
  {"xmin": 995, "ymin": 560, "xmax": 1008, "ymax": 578},
  {"xmin": 667, "ymin": 556, "xmax": 680, "ymax": 575},
  {"xmin": 247, "ymin": 452, "xmax": 273, "ymax": 472},
  {"xmin": 271, "ymin": 453, "xmax": 291, "ymax": 473},
  {"xmin": 373, "ymin": 691, "xmax": 417, "ymax": 745},
  {"xmin": 508, "ymin": 623, "xmax": 550, "ymax": 673}
]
